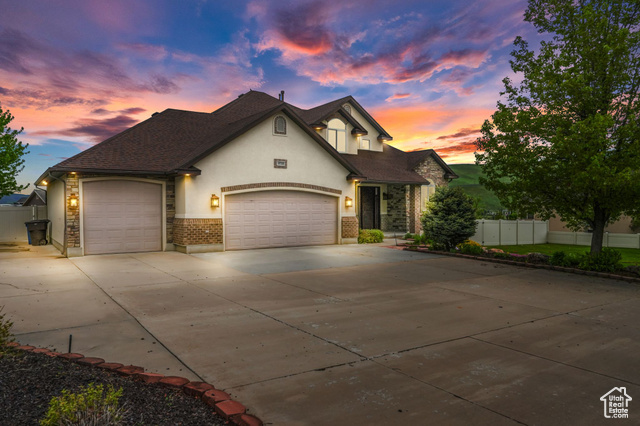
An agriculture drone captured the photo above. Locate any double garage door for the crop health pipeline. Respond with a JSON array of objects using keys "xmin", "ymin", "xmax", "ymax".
[
  {"xmin": 83, "ymin": 180, "xmax": 162, "ymax": 255},
  {"xmin": 225, "ymin": 191, "xmax": 338, "ymax": 250}
]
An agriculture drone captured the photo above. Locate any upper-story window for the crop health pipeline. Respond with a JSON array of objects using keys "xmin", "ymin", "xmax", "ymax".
[
  {"xmin": 343, "ymin": 104, "xmax": 351, "ymax": 114},
  {"xmin": 327, "ymin": 118, "xmax": 347, "ymax": 152},
  {"xmin": 359, "ymin": 138, "xmax": 370, "ymax": 150},
  {"xmin": 274, "ymin": 116, "xmax": 287, "ymax": 135}
]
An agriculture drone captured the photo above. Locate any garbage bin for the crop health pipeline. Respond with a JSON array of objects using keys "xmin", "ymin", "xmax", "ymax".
[{"xmin": 25, "ymin": 219, "xmax": 50, "ymax": 246}]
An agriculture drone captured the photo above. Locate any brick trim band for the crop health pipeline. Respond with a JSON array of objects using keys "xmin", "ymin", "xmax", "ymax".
[{"xmin": 221, "ymin": 182, "xmax": 341, "ymax": 195}]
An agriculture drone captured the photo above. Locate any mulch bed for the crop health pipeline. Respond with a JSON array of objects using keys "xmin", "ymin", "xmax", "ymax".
[
  {"xmin": 0, "ymin": 351, "xmax": 226, "ymax": 425},
  {"xmin": 404, "ymin": 245, "xmax": 640, "ymax": 283}
]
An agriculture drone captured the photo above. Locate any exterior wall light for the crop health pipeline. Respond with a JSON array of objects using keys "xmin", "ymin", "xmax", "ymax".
[
  {"xmin": 345, "ymin": 196, "xmax": 353, "ymax": 208},
  {"xmin": 69, "ymin": 195, "xmax": 78, "ymax": 208},
  {"xmin": 42, "ymin": 180, "xmax": 48, "ymax": 185},
  {"xmin": 211, "ymin": 194, "xmax": 220, "ymax": 208}
]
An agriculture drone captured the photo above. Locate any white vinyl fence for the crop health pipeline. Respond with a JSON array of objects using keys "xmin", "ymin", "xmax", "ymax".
[
  {"xmin": 548, "ymin": 231, "xmax": 640, "ymax": 249},
  {"xmin": 470, "ymin": 219, "xmax": 640, "ymax": 249},
  {"xmin": 0, "ymin": 206, "xmax": 47, "ymax": 242},
  {"xmin": 470, "ymin": 219, "xmax": 548, "ymax": 246}
]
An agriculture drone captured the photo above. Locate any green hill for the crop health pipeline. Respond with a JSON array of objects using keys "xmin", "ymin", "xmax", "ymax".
[{"xmin": 448, "ymin": 164, "xmax": 505, "ymax": 212}]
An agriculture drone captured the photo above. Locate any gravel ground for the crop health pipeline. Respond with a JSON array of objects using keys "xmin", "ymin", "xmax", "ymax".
[{"xmin": 0, "ymin": 351, "xmax": 226, "ymax": 425}]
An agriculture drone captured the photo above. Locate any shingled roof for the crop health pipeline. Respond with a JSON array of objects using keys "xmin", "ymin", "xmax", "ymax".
[
  {"xmin": 342, "ymin": 145, "xmax": 440, "ymax": 185},
  {"xmin": 41, "ymin": 91, "xmax": 360, "ymax": 179},
  {"xmin": 38, "ymin": 90, "xmax": 451, "ymax": 185}
]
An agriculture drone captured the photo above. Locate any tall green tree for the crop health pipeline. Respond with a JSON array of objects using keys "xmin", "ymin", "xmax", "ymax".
[
  {"xmin": 476, "ymin": 0, "xmax": 640, "ymax": 254},
  {"xmin": 0, "ymin": 104, "xmax": 29, "ymax": 197}
]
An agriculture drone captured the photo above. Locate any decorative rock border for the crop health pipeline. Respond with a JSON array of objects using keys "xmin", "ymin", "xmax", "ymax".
[
  {"xmin": 404, "ymin": 246, "xmax": 640, "ymax": 284},
  {"xmin": 4, "ymin": 342, "xmax": 263, "ymax": 426}
]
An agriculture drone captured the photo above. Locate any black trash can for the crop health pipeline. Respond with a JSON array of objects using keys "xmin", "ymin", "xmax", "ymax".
[{"xmin": 25, "ymin": 219, "xmax": 50, "ymax": 246}]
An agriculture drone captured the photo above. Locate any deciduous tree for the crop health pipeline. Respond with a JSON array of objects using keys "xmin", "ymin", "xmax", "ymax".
[
  {"xmin": 476, "ymin": 0, "xmax": 640, "ymax": 253},
  {"xmin": 0, "ymin": 105, "xmax": 29, "ymax": 197}
]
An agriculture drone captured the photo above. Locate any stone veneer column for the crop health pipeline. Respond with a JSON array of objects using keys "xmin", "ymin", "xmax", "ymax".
[{"xmin": 65, "ymin": 174, "xmax": 80, "ymax": 252}]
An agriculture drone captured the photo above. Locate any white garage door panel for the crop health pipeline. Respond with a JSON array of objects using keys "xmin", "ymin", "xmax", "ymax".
[
  {"xmin": 225, "ymin": 190, "xmax": 338, "ymax": 250},
  {"xmin": 83, "ymin": 180, "xmax": 162, "ymax": 255}
]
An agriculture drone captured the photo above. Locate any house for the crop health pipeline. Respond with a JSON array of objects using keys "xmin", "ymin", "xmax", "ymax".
[
  {"xmin": 22, "ymin": 188, "xmax": 47, "ymax": 206},
  {"xmin": 36, "ymin": 90, "xmax": 457, "ymax": 257}
]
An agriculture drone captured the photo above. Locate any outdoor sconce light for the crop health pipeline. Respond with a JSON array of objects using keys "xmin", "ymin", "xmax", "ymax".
[
  {"xmin": 211, "ymin": 194, "xmax": 220, "ymax": 208},
  {"xmin": 69, "ymin": 195, "xmax": 78, "ymax": 208},
  {"xmin": 345, "ymin": 196, "xmax": 353, "ymax": 208}
]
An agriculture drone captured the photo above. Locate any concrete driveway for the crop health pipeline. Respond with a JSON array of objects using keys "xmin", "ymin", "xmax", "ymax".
[{"xmin": 2, "ymin": 243, "xmax": 640, "ymax": 425}]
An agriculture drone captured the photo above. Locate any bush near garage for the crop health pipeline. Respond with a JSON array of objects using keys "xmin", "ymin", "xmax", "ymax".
[{"xmin": 358, "ymin": 229, "xmax": 384, "ymax": 244}]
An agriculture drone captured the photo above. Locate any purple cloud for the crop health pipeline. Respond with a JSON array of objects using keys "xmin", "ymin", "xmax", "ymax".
[
  {"xmin": 436, "ymin": 127, "xmax": 481, "ymax": 140},
  {"xmin": 34, "ymin": 114, "xmax": 140, "ymax": 143}
]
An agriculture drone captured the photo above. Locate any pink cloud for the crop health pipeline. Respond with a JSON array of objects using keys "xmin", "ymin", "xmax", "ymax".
[{"xmin": 385, "ymin": 93, "xmax": 412, "ymax": 102}]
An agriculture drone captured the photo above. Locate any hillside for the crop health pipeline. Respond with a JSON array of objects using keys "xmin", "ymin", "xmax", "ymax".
[{"xmin": 448, "ymin": 164, "xmax": 504, "ymax": 212}]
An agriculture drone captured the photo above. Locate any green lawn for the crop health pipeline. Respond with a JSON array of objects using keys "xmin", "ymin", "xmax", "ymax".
[{"xmin": 486, "ymin": 244, "xmax": 640, "ymax": 266}]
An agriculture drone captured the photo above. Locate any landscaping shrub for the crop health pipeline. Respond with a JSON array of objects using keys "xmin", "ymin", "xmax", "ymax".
[
  {"xmin": 358, "ymin": 229, "xmax": 384, "ymax": 244},
  {"xmin": 421, "ymin": 187, "xmax": 477, "ymax": 251},
  {"xmin": 549, "ymin": 251, "xmax": 583, "ymax": 267},
  {"xmin": 0, "ymin": 306, "xmax": 14, "ymax": 351},
  {"xmin": 40, "ymin": 383, "xmax": 126, "ymax": 426},
  {"xmin": 579, "ymin": 248, "xmax": 623, "ymax": 272},
  {"xmin": 526, "ymin": 252, "xmax": 549, "ymax": 264},
  {"xmin": 403, "ymin": 233, "xmax": 413, "ymax": 240},
  {"xmin": 459, "ymin": 240, "xmax": 483, "ymax": 255}
]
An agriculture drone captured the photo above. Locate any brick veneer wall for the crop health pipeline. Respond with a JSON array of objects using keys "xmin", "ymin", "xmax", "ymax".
[
  {"xmin": 63, "ymin": 174, "xmax": 175, "ymax": 251},
  {"xmin": 413, "ymin": 156, "xmax": 449, "ymax": 187},
  {"xmin": 341, "ymin": 216, "xmax": 359, "ymax": 238},
  {"xmin": 173, "ymin": 218, "xmax": 223, "ymax": 246}
]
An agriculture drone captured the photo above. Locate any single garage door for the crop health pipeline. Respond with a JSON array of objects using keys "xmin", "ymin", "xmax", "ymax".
[
  {"xmin": 83, "ymin": 180, "xmax": 162, "ymax": 255},
  {"xmin": 225, "ymin": 190, "xmax": 338, "ymax": 250}
]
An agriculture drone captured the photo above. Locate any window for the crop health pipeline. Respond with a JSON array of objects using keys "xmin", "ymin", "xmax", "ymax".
[
  {"xmin": 274, "ymin": 116, "xmax": 286, "ymax": 135},
  {"xmin": 343, "ymin": 104, "xmax": 351, "ymax": 114},
  {"xmin": 359, "ymin": 138, "xmax": 370, "ymax": 150},
  {"xmin": 327, "ymin": 118, "xmax": 347, "ymax": 152}
]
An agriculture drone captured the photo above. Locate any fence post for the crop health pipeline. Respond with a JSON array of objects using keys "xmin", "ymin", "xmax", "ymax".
[
  {"xmin": 480, "ymin": 220, "xmax": 484, "ymax": 245},
  {"xmin": 515, "ymin": 219, "xmax": 519, "ymax": 245},
  {"xmin": 498, "ymin": 219, "xmax": 502, "ymax": 246}
]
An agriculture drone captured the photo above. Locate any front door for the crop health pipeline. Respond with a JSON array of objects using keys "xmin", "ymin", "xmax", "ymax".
[{"xmin": 359, "ymin": 186, "xmax": 380, "ymax": 229}]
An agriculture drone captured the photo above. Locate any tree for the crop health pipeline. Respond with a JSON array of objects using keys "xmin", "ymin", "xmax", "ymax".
[
  {"xmin": 421, "ymin": 186, "xmax": 477, "ymax": 251},
  {"xmin": 0, "ymin": 104, "xmax": 29, "ymax": 198},
  {"xmin": 476, "ymin": 0, "xmax": 640, "ymax": 254}
]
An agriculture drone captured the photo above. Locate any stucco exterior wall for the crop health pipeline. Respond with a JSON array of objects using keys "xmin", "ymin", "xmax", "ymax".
[
  {"xmin": 47, "ymin": 179, "xmax": 64, "ymax": 248},
  {"xmin": 177, "ymin": 113, "xmax": 356, "ymax": 220},
  {"xmin": 345, "ymin": 103, "xmax": 384, "ymax": 152}
]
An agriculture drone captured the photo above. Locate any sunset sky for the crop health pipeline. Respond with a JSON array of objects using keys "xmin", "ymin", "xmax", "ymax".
[{"xmin": 1, "ymin": 0, "xmax": 541, "ymax": 191}]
